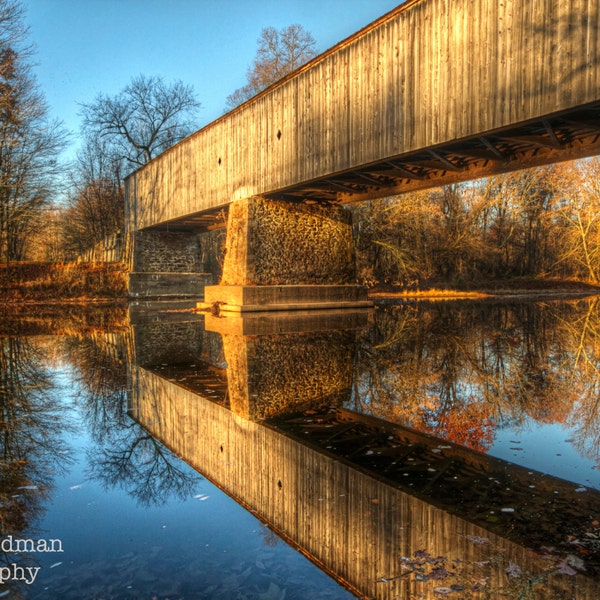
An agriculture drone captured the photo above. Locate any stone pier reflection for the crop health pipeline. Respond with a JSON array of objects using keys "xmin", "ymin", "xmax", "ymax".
[
  {"xmin": 205, "ymin": 310, "xmax": 367, "ymax": 420},
  {"xmin": 127, "ymin": 311, "xmax": 600, "ymax": 599}
]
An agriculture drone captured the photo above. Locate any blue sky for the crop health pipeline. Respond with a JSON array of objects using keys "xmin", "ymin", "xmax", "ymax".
[{"xmin": 24, "ymin": 0, "xmax": 402, "ymax": 160}]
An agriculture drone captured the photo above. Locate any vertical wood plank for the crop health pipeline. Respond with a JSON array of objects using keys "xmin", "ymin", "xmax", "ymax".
[{"xmin": 128, "ymin": 0, "xmax": 600, "ymax": 230}]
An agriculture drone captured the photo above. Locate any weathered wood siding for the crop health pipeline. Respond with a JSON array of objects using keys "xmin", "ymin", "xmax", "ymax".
[
  {"xmin": 129, "ymin": 367, "xmax": 600, "ymax": 599},
  {"xmin": 78, "ymin": 232, "xmax": 123, "ymax": 263},
  {"xmin": 126, "ymin": 0, "xmax": 600, "ymax": 230}
]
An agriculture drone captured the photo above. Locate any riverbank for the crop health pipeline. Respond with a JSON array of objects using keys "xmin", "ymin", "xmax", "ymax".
[
  {"xmin": 2, "ymin": 262, "xmax": 600, "ymax": 305},
  {"xmin": 368, "ymin": 278, "xmax": 600, "ymax": 300},
  {"xmin": 0, "ymin": 262, "xmax": 128, "ymax": 304}
]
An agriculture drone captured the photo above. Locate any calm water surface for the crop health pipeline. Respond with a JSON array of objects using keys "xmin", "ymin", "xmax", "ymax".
[{"xmin": 2, "ymin": 298, "xmax": 600, "ymax": 599}]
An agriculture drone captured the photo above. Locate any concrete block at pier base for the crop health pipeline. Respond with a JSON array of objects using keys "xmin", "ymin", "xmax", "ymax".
[
  {"xmin": 128, "ymin": 272, "xmax": 213, "ymax": 298},
  {"xmin": 204, "ymin": 308, "xmax": 371, "ymax": 336},
  {"xmin": 200, "ymin": 284, "xmax": 373, "ymax": 312}
]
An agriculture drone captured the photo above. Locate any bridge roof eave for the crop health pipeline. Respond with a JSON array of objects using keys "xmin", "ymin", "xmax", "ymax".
[{"xmin": 140, "ymin": 205, "xmax": 229, "ymax": 233}]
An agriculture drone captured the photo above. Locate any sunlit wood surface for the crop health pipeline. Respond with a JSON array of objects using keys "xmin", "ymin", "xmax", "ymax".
[
  {"xmin": 129, "ymin": 365, "xmax": 600, "ymax": 599},
  {"xmin": 126, "ymin": 0, "xmax": 600, "ymax": 232}
]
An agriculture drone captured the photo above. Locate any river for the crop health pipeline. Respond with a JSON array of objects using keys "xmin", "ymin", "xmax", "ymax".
[{"xmin": 1, "ymin": 297, "xmax": 600, "ymax": 599}]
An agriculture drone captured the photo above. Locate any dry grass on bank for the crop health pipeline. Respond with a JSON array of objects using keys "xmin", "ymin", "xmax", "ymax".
[
  {"xmin": 0, "ymin": 301, "xmax": 129, "ymax": 336},
  {"xmin": 0, "ymin": 262, "xmax": 128, "ymax": 303},
  {"xmin": 369, "ymin": 288, "xmax": 491, "ymax": 300},
  {"xmin": 368, "ymin": 278, "xmax": 600, "ymax": 300}
]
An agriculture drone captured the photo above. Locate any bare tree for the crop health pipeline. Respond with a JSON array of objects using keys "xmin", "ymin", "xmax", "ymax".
[
  {"xmin": 80, "ymin": 74, "xmax": 201, "ymax": 167},
  {"xmin": 225, "ymin": 24, "xmax": 317, "ymax": 110},
  {"xmin": 0, "ymin": 0, "xmax": 68, "ymax": 264},
  {"xmin": 20, "ymin": 205, "xmax": 63, "ymax": 261},
  {"xmin": 0, "ymin": 336, "xmax": 72, "ymax": 544},
  {"xmin": 61, "ymin": 135, "xmax": 124, "ymax": 258},
  {"xmin": 61, "ymin": 179, "xmax": 123, "ymax": 259}
]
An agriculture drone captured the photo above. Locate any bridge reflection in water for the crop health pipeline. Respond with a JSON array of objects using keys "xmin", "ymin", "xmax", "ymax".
[{"xmin": 127, "ymin": 308, "xmax": 600, "ymax": 599}]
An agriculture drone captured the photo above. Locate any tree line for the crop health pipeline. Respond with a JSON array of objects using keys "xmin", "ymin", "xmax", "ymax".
[
  {"xmin": 0, "ymin": 0, "xmax": 68, "ymax": 264},
  {"xmin": 0, "ymin": 0, "xmax": 317, "ymax": 265},
  {"xmin": 352, "ymin": 159, "xmax": 600, "ymax": 287}
]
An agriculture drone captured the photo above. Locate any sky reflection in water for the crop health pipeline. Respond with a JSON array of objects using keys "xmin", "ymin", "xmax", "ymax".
[
  {"xmin": 2, "ymin": 298, "xmax": 600, "ymax": 599},
  {"xmin": 1, "ymin": 337, "xmax": 352, "ymax": 599}
]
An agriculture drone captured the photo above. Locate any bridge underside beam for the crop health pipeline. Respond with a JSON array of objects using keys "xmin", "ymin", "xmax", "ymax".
[
  {"xmin": 263, "ymin": 103, "xmax": 600, "ymax": 205},
  {"xmin": 202, "ymin": 197, "xmax": 371, "ymax": 312}
]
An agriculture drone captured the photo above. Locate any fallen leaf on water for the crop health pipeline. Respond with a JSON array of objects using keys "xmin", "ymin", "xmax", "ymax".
[
  {"xmin": 258, "ymin": 581, "xmax": 286, "ymax": 600},
  {"xmin": 428, "ymin": 566, "xmax": 451, "ymax": 580},
  {"xmin": 556, "ymin": 560, "xmax": 576, "ymax": 576},
  {"xmin": 565, "ymin": 554, "xmax": 585, "ymax": 571},
  {"xmin": 467, "ymin": 535, "xmax": 490, "ymax": 545},
  {"xmin": 505, "ymin": 561, "xmax": 522, "ymax": 578}
]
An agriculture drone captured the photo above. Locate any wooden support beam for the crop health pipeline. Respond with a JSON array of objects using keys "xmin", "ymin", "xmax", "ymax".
[
  {"xmin": 383, "ymin": 161, "xmax": 428, "ymax": 180},
  {"xmin": 498, "ymin": 133, "xmax": 562, "ymax": 149},
  {"xmin": 478, "ymin": 137, "xmax": 508, "ymax": 159},
  {"xmin": 543, "ymin": 120, "xmax": 564, "ymax": 147},
  {"xmin": 323, "ymin": 179, "xmax": 364, "ymax": 193},
  {"xmin": 450, "ymin": 147, "xmax": 504, "ymax": 162},
  {"xmin": 428, "ymin": 150, "xmax": 463, "ymax": 171},
  {"xmin": 565, "ymin": 117, "xmax": 600, "ymax": 133},
  {"xmin": 354, "ymin": 171, "xmax": 387, "ymax": 186}
]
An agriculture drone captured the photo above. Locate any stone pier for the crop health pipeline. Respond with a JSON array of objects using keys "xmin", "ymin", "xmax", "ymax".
[
  {"xmin": 202, "ymin": 197, "xmax": 372, "ymax": 312},
  {"xmin": 128, "ymin": 230, "xmax": 213, "ymax": 298}
]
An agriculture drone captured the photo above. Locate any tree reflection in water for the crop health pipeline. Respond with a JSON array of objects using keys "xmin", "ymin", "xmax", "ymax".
[
  {"xmin": 62, "ymin": 334, "xmax": 202, "ymax": 507},
  {"xmin": 3, "ymin": 299, "xmax": 600, "ymax": 599},
  {"xmin": 561, "ymin": 297, "xmax": 600, "ymax": 464},
  {"xmin": 0, "ymin": 336, "xmax": 72, "ymax": 597},
  {"xmin": 352, "ymin": 297, "xmax": 600, "ymax": 465}
]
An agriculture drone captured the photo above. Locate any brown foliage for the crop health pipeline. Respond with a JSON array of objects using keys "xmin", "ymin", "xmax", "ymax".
[
  {"xmin": 0, "ymin": 261, "xmax": 128, "ymax": 302},
  {"xmin": 353, "ymin": 160, "xmax": 600, "ymax": 288}
]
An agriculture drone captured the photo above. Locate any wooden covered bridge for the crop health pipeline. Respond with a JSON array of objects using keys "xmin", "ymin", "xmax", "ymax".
[{"xmin": 125, "ymin": 0, "xmax": 600, "ymax": 309}]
